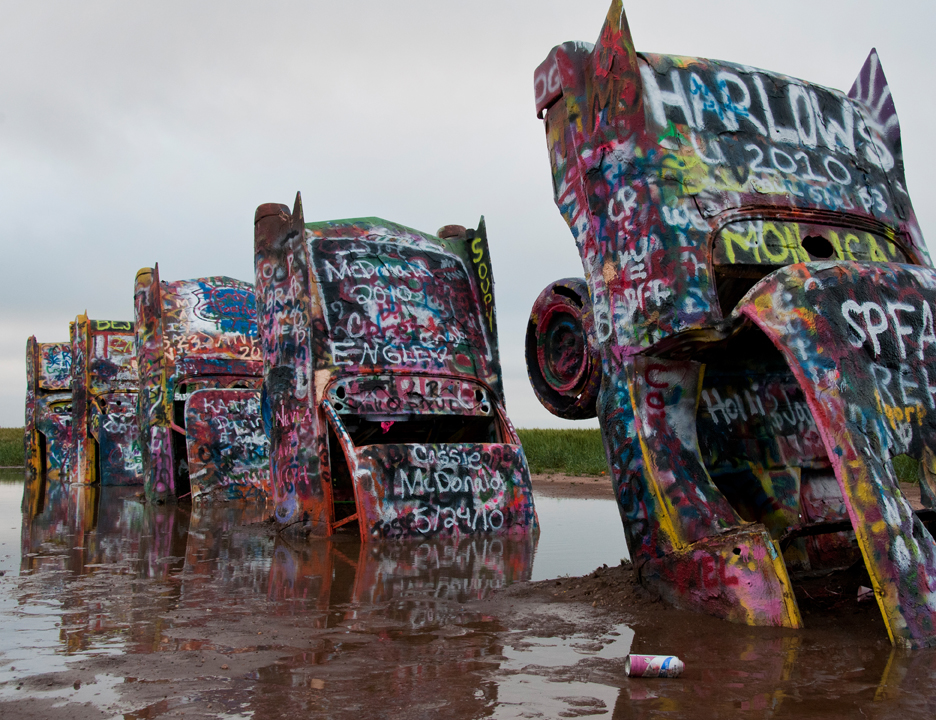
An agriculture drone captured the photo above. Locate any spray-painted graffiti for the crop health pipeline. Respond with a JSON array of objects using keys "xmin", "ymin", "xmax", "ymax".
[
  {"xmin": 714, "ymin": 220, "xmax": 907, "ymax": 268},
  {"xmin": 344, "ymin": 439, "xmax": 535, "ymax": 540},
  {"xmin": 312, "ymin": 238, "xmax": 492, "ymax": 377},
  {"xmin": 34, "ymin": 395, "xmax": 73, "ymax": 482},
  {"xmin": 697, "ymin": 372, "xmax": 827, "ymax": 473},
  {"xmin": 90, "ymin": 394, "xmax": 142, "ymax": 482},
  {"xmin": 71, "ymin": 315, "xmax": 142, "ymax": 486},
  {"xmin": 39, "ymin": 342, "xmax": 72, "ymax": 390},
  {"xmin": 134, "ymin": 264, "xmax": 268, "ymax": 504},
  {"xmin": 254, "ymin": 197, "xmax": 535, "ymax": 539},
  {"xmin": 185, "ymin": 388, "xmax": 271, "ymax": 502},
  {"xmin": 528, "ymin": 0, "xmax": 936, "ymax": 648},
  {"xmin": 23, "ymin": 338, "xmax": 73, "ymax": 515},
  {"xmin": 325, "ymin": 375, "xmax": 494, "ymax": 416}
]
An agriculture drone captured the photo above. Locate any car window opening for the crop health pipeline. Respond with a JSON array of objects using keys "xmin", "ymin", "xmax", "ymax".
[
  {"xmin": 340, "ymin": 413, "xmax": 502, "ymax": 447},
  {"xmin": 172, "ymin": 399, "xmax": 192, "ymax": 501},
  {"xmin": 36, "ymin": 432, "xmax": 48, "ymax": 514},
  {"xmin": 712, "ymin": 221, "xmax": 912, "ymax": 317},
  {"xmin": 692, "ymin": 325, "xmax": 857, "ymax": 573},
  {"xmin": 327, "ymin": 424, "xmax": 358, "ymax": 533}
]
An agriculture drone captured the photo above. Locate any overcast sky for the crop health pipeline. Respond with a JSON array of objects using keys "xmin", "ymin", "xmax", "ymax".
[{"xmin": 1, "ymin": 0, "xmax": 934, "ymax": 429}]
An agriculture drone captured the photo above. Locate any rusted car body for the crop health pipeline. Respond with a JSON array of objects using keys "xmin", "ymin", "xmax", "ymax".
[
  {"xmin": 23, "ymin": 337, "xmax": 73, "ymax": 515},
  {"xmin": 529, "ymin": 0, "xmax": 936, "ymax": 647},
  {"xmin": 254, "ymin": 195, "xmax": 537, "ymax": 541},
  {"xmin": 134, "ymin": 264, "xmax": 269, "ymax": 504},
  {"xmin": 70, "ymin": 316, "xmax": 143, "ymax": 486}
]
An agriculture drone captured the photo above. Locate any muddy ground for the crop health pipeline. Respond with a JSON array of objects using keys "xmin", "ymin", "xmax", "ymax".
[
  {"xmin": 2, "ymin": 477, "xmax": 935, "ymax": 719},
  {"xmin": 529, "ymin": 473, "xmax": 614, "ymax": 500}
]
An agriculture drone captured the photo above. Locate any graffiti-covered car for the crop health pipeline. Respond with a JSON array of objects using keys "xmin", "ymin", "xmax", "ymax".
[
  {"xmin": 70, "ymin": 316, "xmax": 143, "ymax": 486},
  {"xmin": 529, "ymin": 0, "xmax": 936, "ymax": 647},
  {"xmin": 134, "ymin": 264, "xmax": 270, "ymax": 504},
  {"xmin": 254, "ymin": 194, "xmax": 537, "ymax": 541},
  {"xmin": 23, "ymin": 337, "xmax": 73, "ymax": 515}
]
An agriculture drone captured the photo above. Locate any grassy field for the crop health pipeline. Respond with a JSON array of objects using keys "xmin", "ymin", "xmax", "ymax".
[
  {"xmin": 0, "ymin": 427, "xmax": 24, "ymax": 467},
  {"xmin": 516, "ymin": 428, "xmax": 608, "ymax": 476},
  {"xmin": 6, "ymin": 423, "xmax": 918, "ymax": 483},
  {"xmin": 1, "ymin": 426, "xmax": 609, "ymax": 475}
]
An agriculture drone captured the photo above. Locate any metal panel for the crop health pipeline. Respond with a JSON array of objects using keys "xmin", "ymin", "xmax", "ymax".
[
  {"xmin": 738, "ymin": 263, "xmax": 936, "ymax": 648},
  {"xmin": 23, "ymin": 337, "xmax": 73, "ymax": 516},
  {"xmin": 135, "ymin": 263, "xmax": 268, "ymax": 504},
  {"xmin": 71, "ymin": 316, "xmax": 142, "ymax": 486},
  {"xmin": 90, "ymin": 392, "xmax": 142, "ymax": 485},
  {"xmin": 184, "ymin": 388, "xmax": 270, "ymax": 503},
  {"xmin": 325, "ymin": 400, "xmax": 535, "ymax": 541}
]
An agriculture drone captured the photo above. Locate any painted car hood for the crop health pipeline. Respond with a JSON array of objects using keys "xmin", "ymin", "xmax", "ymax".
[
  {"xmin": 184, "ymin": 388, "xmax": 270, "ymax": 503},
  {"xmin": 350, "ymin": 442, "xmax": 537, "ymax": 540},
  {"xmin": 734, "ymin": 261, "xmax": 936, "ymax": 648}
]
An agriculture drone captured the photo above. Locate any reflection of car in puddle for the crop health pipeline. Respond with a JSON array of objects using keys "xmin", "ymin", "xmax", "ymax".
[
  {"xmin": 23, "ymin": 337, "xmax": 73, "ymax": 517},
  {"xmin": 13, "ymin": 490, "xmax": 936, "ymax": 717},
  {"xmin": 19, "ymin": 490, "xmax": 535, "ymax": 651},
  {"xmin": 134, "ymin": 265, "xmax": 270, "ymax": 506},
  {"xmin": 254, "ymin": 195, "xmax": 537, "ymax": 541},
  {"xmin": 529, "ymin": 0, "xmax": 936, "ymax": 647}
]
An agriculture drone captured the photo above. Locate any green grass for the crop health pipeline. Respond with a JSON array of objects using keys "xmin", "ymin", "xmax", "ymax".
[
  {"xmin": 0, "ymin": 424, "xmax": 612, "ymax": 475},
  {"xmin": 9, "ymin": 421, "xmax": 915, "ymax": 484},
  {"xmin": 893, "ymin": 454, "xmax": 920, "ymax": 484},
  {"xmin": 0, "ymin": 427, "xmax": 24, "ymax": 467},
  {"xmin": 3, "ymin": 417, "xmax": 918, "ymax": 483},
  {"xmin": 517, "ymin": 428, "xmax": 608, "ymax": 476}
]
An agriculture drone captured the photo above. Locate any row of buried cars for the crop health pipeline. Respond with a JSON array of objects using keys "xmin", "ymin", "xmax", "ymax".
[
  {"xmin": 25, "ymin": 206, "xmax": 538, "ymax": 544},
  {"xmin": 22, "ymin": 0, "xmax": 936, "ymax": 649}
]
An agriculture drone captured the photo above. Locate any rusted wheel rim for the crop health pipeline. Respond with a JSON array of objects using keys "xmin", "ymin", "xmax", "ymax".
[
  {"xmin": 525, "ymin": 278, "xmax": 600, "ymax": 420},
  {"xmin": 536, "ymin": 303, "xmax": 588, "ymax": 394}
]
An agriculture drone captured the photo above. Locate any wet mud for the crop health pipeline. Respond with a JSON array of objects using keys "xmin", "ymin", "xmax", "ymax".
[
  {"xmin": 529, "ymin": 473, "xmax": 614, "ymax": 500},
  {"xmin": 1, "ymin": 474, "xmax": 935, "ymax": 719}
]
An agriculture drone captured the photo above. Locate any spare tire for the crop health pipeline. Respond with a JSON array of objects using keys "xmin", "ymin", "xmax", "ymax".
[{"xmin": 525, "ymin": 278, "xmax": 601, "ymax": 420}]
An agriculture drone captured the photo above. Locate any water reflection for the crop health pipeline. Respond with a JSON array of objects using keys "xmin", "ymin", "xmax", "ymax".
[
  {"xmin": 17, "ymin": 483, "xmax": 534, "ymax": 655},
  {"xmin": 7, "ymin": 481, "xmax": 936, "ymax": 718},
  {"xmin": 610, "ymin": 624, "xmax": 936, "ymax": 719},
  {"xmin": 529, "ymin": 497, "xmax": 627, "ymax": 581},
  {"xmin": 22, "ymin": 486, "xmax": 538, "ymax": 599}
]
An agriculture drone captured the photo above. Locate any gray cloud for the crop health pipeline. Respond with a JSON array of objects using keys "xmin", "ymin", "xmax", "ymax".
[{"xmin": 1, "ymin": 0, "xmax": 934, "ymax": 428}]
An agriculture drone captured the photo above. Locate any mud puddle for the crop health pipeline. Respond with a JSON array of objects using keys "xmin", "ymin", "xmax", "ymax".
[{"xmin": 2, "ymin": 474, "xmax": 936, "ymax": 718}]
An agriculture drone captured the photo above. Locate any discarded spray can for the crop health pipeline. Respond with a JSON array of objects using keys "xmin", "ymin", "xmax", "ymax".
[{"xmin": 625, "ymin": 654, "xmax": 684, "ymax": 678}]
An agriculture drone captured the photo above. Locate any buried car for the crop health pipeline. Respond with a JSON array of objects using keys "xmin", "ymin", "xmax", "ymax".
[
  {"xmin": 134, "ymin": 264, "xmax": 270, "ymax": 504},
  {"xmin": 254, "ymin": 194, "xmax": 536, "ymax": 540},
  {"xmin": 528, "ymin": 0, "xmax": 936, "ymax": 647},
  {"xmin": 23, "ymin": 337, "xmax": 73, "ymax": 516},
  {"xmin": 70, "ymin": 316, "xmax": 143, "ymax": 486}
]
